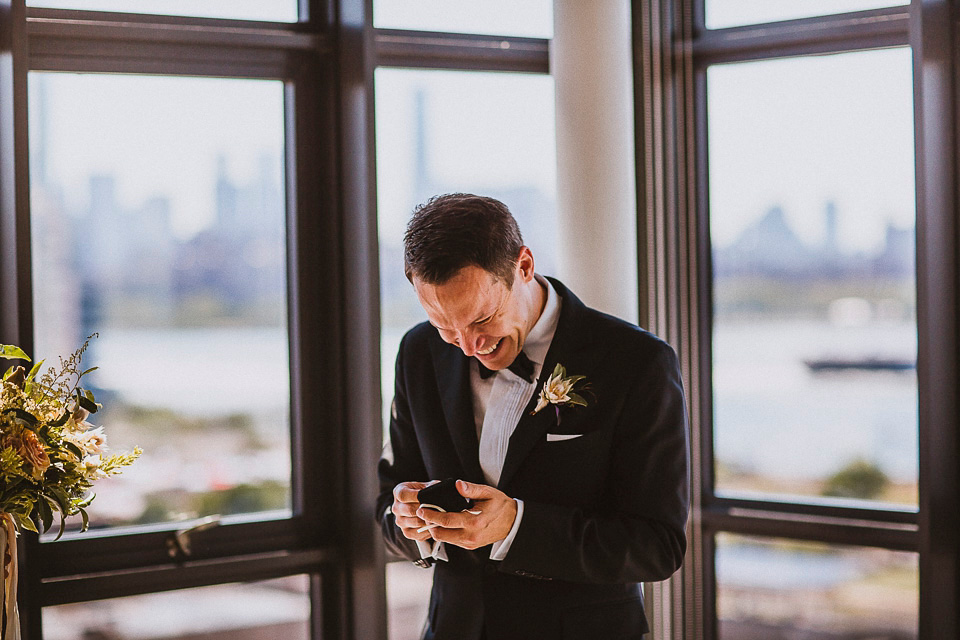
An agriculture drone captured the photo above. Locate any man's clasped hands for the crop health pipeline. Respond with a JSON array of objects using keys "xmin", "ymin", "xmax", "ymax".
[{"xmin": 391, "ymin": 480, "xmax": 518, "ymax": 550}]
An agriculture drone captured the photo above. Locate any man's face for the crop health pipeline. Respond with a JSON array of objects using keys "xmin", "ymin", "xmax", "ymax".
[{"xmin": 413, "ymin": 250, "xmax": 538, "ymax": 371}]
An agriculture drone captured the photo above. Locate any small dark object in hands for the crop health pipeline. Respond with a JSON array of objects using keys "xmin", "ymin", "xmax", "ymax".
[{"xmin": 418, "ymin": 478, "xmax": 474, "ymax": 512}]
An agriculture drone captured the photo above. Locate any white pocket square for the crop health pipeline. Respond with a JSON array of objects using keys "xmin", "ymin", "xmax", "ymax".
[{"xmin": 546, "ymin": 433, "xmax": 584, "ymax": 442}]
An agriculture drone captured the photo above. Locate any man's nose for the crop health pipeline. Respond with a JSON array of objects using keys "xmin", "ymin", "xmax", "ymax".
[{"xmin": 456, "ymin": 329, "xmax": 482, "ymax": 357}]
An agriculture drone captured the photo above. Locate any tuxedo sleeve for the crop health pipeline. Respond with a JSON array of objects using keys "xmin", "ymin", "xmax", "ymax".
[
  {"xmin": 500, "ymin": 340, "xmax": 690, "ymax": 583},
  {"xmin": 376, "ymin": 331, "xmax": 431, "ymax": 563}
]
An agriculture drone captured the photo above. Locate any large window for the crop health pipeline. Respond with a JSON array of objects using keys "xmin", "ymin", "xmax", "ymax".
[
  {"xmin": 638, "ymin": 1, "xmax": 958, "ymax": 638},
  {"xmin": 5, "ymin": 1, "xmax": 957, "ymax": 639},
  {"xmin": 372, "ymin": 8, "xmax": 554, "ymax": 635},
  {"xmin": 708, "ymin": 48, "xmax": 917, "ymax": 507},
  {"xmin": 0, "ymin": 3, "xmax": 341, "ymax": 639},
  {"xmin": 30, "ymin": 73, "xmax": 291, "ymax": 531}
]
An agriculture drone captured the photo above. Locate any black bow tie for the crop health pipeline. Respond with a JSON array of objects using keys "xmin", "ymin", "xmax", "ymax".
[{"xmin": 477, "ymin": 350, "xmax": 535, "ymax": 383}]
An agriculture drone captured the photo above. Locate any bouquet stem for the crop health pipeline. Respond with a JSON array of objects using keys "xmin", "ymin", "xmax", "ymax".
[{"xmin": 0, "ymin": 514, "xmax": 19, "ymax": 640}]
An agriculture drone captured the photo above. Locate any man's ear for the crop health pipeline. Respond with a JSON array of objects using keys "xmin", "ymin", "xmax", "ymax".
[{"xmin": 516, "ymin": 246, "xmax": 535, "ymax": 282}]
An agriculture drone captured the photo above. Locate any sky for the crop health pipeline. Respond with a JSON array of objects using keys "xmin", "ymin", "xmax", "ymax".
[
  {"xmin": 706, "ymin": 0, "xmax": 907, "ymax": 29},
  {"xmin": 28, "ymin": 0, "xmax": 553, "ymax": 36},
  {"xmin": 27, "ymin": 2, "xmax": 916, "ymax": 255},
  {"xmin": 374, "ymin": 69, "xmax": 557, "ymax": 246},
  {"xmin": 707, "ymin": 46, "xmax": 915, "ymax": 252},
  {"xmin": 30, "ymin": 73, "xmax": 284, "ymax": 239}
]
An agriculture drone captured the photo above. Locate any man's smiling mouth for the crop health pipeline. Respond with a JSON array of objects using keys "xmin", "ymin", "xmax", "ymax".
[{"xmin": 477, "ymin": 337, "xmax": 503, "ymax": 356}]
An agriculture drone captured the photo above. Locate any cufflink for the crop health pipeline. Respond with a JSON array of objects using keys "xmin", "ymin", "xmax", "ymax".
[{"xmin": 413, "ymin": 557, "xmax": 435, "ymax": 568}]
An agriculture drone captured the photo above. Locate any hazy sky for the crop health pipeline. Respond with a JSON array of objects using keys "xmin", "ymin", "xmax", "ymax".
[
  {"xmin": 375, "ymin": 0, "xmax": 552, "ymax": 38},
  {"xmin": 30, "ymin": 74, "xmax": 284, "ymax": 239},
  {"xmin": 707, "ymin": 46, "xmax": 915, "ymax": 252},
  {"xmin": 28, "ymin": 0, "xmax": 299, "ymax": 21},
  {"xmin": 375, "ymin": 69, "xmax": 557, "ymax": 246},
  {"xmin": 28, "ymin": 0, "xmax": 553, "ymax": 35},
  {"xmin": 706, "ymin": 0, "xmax": 907, "ymax": 29},
  {"xmin": 27, "ymin": 3, "xmax": 916, "ymax": 256}
]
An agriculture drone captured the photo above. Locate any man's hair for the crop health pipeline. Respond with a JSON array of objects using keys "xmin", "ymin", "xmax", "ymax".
[{"xmin": 403, "ymin": 193, "xmax": 524, "ymax": 286}]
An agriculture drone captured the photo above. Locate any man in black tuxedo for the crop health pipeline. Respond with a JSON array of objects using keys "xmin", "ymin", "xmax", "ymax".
[{"xmin": 377, "ymin": 194, "xmax": 689, "ymax": 640}]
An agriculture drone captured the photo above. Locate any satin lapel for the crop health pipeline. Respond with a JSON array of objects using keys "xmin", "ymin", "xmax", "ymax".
[
  {"xmin": 432, "ymin": 339, "xmax": 486, "ymax": 484},
  {"xmin": 498, "ymin": 278, "xmax": 587, "ymax": 491}
]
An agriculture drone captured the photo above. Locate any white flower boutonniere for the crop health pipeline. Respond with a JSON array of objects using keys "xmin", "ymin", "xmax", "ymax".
[{"xmin": 532, "ymin": 363, "xmax": 589, "ymax": 415}]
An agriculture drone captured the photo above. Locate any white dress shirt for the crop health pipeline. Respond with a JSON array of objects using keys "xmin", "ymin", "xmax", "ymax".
[{"xmin": 417, "ymin": 275, "xmax": 561, "ymax": 562}]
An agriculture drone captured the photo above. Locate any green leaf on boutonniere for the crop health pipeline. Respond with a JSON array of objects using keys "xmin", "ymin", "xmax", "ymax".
[
  {"xmin": 533, "ymin": 362, "xmax": 591, "ymax": 415},
  {"xmin": 566, "ymin": 393, "xmax": 589, "ymax": 408}
]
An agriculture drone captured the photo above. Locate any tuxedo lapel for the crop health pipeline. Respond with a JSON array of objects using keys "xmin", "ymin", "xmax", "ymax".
[
  {"xmin": 498, "ymin": 278, "xmax": 589, "ymax": 491},
  {"xmin": 432, "ymin": 338, "xmax": 486, "ymax": 484}
]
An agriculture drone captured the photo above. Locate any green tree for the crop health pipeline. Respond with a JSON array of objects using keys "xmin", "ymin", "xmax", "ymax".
[{"xmin": 822, "ymin": 458, "xmax": 889, "ymax": 500}]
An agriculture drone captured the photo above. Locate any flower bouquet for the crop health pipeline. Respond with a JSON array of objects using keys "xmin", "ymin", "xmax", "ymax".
[{"xmin": 0, "ymin": 337, "xmax": 140, "ymax": 640}]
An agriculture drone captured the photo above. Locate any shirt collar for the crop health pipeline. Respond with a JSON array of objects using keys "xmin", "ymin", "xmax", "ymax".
[{"xmin": 521, "ymin": 274, "xmax": 561, "ymax": 377}]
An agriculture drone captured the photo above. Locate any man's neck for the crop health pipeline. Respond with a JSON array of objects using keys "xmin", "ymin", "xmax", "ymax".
[{"xmin": 525, "ymin": 274, "xmax": 548, "ymax": 338}]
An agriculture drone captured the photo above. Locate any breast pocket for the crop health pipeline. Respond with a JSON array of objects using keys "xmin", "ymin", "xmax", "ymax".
[{"xmin": 546, "ymin": 433, "xmax": 584, "ymax": 442}]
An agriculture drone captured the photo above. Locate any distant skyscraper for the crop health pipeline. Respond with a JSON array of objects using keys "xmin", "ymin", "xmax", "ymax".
[{"xmin": 824, "ymin": 201, "xmax": 839, "ymax": 255}]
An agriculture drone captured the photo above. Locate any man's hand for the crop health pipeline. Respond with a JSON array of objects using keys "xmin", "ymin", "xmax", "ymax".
[
  {"xmin": 391, "ymin": 481, "xmax": 437, "ymax": 541},
  {"xmin": 418, "ymin": 480, "xmax": 518, "ymax": 551}
]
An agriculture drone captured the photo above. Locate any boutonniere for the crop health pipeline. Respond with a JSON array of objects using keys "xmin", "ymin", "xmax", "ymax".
[{"xmin": 532, "ymin": 363, "xmax": 589, "ymax": 416}]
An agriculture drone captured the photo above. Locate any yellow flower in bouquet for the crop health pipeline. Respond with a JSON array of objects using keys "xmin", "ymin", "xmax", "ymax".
[{"xmin": 0, "ymin": 337, "xmax": 141, "ymax": 539}]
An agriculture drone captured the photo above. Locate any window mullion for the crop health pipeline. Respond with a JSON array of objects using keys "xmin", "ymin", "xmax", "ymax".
[{"xmin": 693, "ymin": 6, "xmax": 909, "ymax": 66}]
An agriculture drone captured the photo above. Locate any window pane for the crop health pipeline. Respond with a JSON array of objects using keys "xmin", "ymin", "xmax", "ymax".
[
  {"xmin": 716, "ymin": 534, "xmax": 917, "ymax": 639},
  {"xmin": 375, "ymin": 68, "xmax": 558, "ymax": 431},
  {"xmin": 27, "ymin": 0, "xmax": 297, "ymax": 22},
  {"xmin": 30, "ymin": 73, "xmax": 291, "ymax": 532},
  {"xmin": 374, "ymin": 0, "xmax": 553, "ymax": 38},
  {"xmin": 707, "ymin": 49, "xmax": 917, "ymax": 506},
  {"xmin": 706, "ymin": 0, "xmax": 907, "ymax": 30},
  {"xmin": 375, "ymin": 68, "xmax": 557, "ymax": 633},
  {"xmin": 44, "ymin": 575, "xmax": 311, "ymax": 639}
]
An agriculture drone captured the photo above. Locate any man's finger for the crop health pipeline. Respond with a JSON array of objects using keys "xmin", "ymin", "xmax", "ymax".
[
  {"xmin": 395, "ymin": 515, "xmax": 427, "ymax": 530},
  {"xmin": 456, "ymin": 479, "xmax": 498, "ymax": 500},
  {"xmin": 392, "ymin": 502, "xmax": 421, "ymax": 518},
  {"xmin": 418, "ymin": 507, "xmax": 476, "ymax": 528},
  {"xmin": 429, "ymin": 526, "xmax": 479, "ymax": 549},
  {"xmin": 394, "ymin": 481, "xmax": 427, "ymax": 503},
  {"xmin": 400, "ymin": 526, "xmax": 434, "ymax": 541}
]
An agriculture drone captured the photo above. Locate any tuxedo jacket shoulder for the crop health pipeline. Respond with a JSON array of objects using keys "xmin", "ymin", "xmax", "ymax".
[{"xmin": 377, "ymin": 278, "xmax": 689, "ymax": 640}]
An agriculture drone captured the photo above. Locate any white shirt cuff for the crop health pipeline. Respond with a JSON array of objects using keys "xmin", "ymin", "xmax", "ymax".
[
  {"xmin": 489, "ymin": 499, "xmax": 523, "ymax": 561},
  {"xmin": 416, "ymin": 538, "xmax": 448, "ymax": 562}
]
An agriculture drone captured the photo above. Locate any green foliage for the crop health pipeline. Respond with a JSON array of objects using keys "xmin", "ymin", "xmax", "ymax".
[
  {"xmin": 1, "ymin": 345, "xmax": 30, "ymax": 361},
  {"xmin": 193, "ymin": 481, "xmax": 288, "ymax": 517},
  {"xmin": 0, "ymin": 336, "xmax": 141, "ymax": 537},
  {"xmin": 132, "ymin": 482, "xmax": 288, "ymax": 526},
  {"xmin": 822, "ymin": 458, "xmax": 889, "ymax": 500}
]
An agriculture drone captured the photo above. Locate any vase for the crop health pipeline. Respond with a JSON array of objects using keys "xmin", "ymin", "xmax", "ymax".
[{"xmin": 0, "ymin": 514, "xmax": 19, "ymax": 640}]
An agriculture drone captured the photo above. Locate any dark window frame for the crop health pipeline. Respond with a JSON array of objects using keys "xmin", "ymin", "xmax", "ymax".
[
  {"xmin": 634, "ymin": 1, "xmax": 960, "ymax": 639},
  {"xmin": 0, "ymin": 1, "xmax": 552, "ymax": 639}
]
